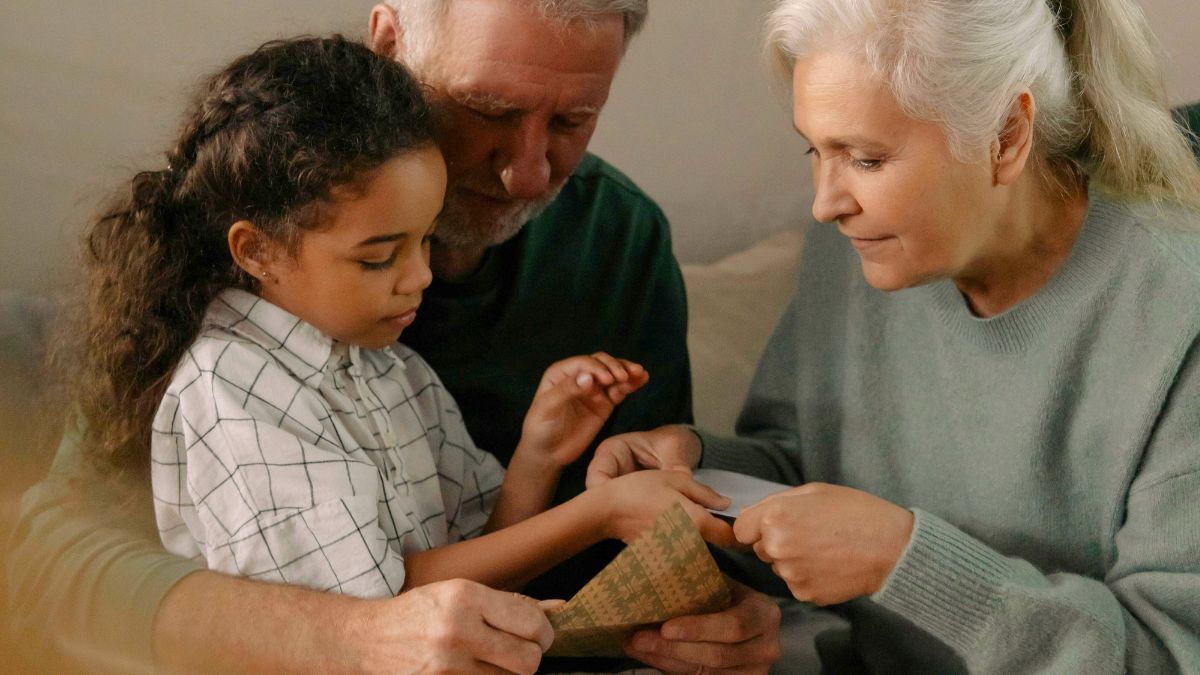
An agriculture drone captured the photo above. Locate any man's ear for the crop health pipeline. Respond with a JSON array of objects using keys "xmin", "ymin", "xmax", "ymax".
[
  {"xmin": 228, "ymin": 220, "xmax": 280, "ymax": 283},
  {"xmin": 992, "ymin": 91, "xmax": 1037, "ymax": 187},
  {"xmin": 368, "ymin": 4, "xmax": 401, "ymax": 58}
]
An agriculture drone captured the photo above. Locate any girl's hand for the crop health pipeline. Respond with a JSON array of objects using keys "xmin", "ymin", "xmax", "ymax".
[
  {"xmin": 594, "ymin": 470, "xmax": 735, "ymax": 547},
  {"xmin": 518, "ymin": 353, "xmax": 649, "ymax": 468},
  {"xmin": 733, "ymin": 483, "xmax": 915, "ymax": 606}
]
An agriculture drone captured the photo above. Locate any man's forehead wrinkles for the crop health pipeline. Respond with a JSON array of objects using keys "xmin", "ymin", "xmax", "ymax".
[{"xmin": 447, "ymin": 71, "xmax": 609, "ymax": 115}]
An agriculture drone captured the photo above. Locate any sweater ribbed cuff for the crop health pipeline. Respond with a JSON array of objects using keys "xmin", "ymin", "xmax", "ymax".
[{"xmin": 871, "ymin": 508, "xmax": 1011, "ymax": 653}]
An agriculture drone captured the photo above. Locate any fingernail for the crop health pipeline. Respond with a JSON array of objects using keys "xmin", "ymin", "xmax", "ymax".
[{"xmin": 576, "ymin": 373, "xmax": 592, "ymax": 387}]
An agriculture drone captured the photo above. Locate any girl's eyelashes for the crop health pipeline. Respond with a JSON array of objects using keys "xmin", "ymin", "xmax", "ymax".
[{"xmin": 359, "ymin": 247, "xmax": 400, "ymax": 271}]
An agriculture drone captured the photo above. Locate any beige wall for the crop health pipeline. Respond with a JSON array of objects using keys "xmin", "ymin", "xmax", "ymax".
[{"xmin": 1, "ymin": 0, "xmax": 1198, "ymax": 293}]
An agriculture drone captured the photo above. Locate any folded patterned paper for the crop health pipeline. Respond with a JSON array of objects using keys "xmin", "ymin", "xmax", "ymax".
[{"xmin": 545, "ymin": 502, "xmax": 732, "ymax": 657}]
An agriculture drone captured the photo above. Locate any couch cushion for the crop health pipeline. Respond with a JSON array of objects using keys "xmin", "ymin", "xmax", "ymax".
[{"xmin": 682, "ymin": 227, "xmax": 807, "ymax": 435}]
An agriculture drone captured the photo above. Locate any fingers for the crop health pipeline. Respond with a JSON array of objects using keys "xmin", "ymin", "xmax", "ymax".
[
  {"xmin": 624, "ymin": 583, "xmax": 782, "ymax": 673},
  {"xmin": 671, "ymin": 473, "xmax": 732, "ymax": 511},
  {"xmin": 666, "ymin": 475, "xmax": 735, "ymax": 546},
  {"xmin": 452, "ymin": 612, "xmax": 544, "ymax": 675},
  {"xmin": 469, "ymin": 663, "xmax": 521, "ymax": 675},
  {"xmin": 658, "ymin": 590, "xmax": 774, "ymax": 644},
  {"xmin": 692, "ymin": 507, "xmax": 737, "ymax": 548},
  {"xmin": 542, "ymin": 353, "xmax": 646, "ymax": 395},
  {"xmin": 586, "ymin": 435, "xmax": 653, "ymax": 487},
  {"xmin": 625, "ymin": 627, "xmax": 779, "ymax": 674},
  {"xmin": 732, "ymin": 503, "xmax": 764, "ymax": 548},
  {"xmin": 478, "ymin": 591, "xmax": 555, "ymax": 653}
]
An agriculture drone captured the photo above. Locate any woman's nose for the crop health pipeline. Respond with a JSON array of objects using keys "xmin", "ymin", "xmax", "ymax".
[{"xmin": 810, "ymin": 167, "xmax": 859, "ymax": 224}]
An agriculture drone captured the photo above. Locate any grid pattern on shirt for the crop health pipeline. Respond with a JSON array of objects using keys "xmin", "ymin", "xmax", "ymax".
[{"xmin": 152, "ymin": 289, "xmax": 503, "ymax": 599}]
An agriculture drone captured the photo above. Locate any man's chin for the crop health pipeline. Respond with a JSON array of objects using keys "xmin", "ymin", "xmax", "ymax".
[{"xmin": 435, "ymin": 189, "xmax": 560, "ymax": 249}]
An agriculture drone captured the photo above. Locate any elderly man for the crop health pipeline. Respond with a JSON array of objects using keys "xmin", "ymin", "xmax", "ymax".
[{"xmin": 6, "ymin": 1, "xmax": 781, "ymax": 673}]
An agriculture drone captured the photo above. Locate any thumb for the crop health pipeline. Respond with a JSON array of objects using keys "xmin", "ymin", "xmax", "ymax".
[
  {"xmin": 586, "ymin": 437, "xmax": 630, "ymax": 488},
  {"xmin": 672, "ymin": 474, "xmax": 731, "ymax": 511}
]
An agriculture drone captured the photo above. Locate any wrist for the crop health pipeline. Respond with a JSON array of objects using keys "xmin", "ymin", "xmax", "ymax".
[
  {"xmin": 574, "ymin": 485, "xmax": 617, "ymax": 542},
  {"xmin": 508, "ymin": 445, "xmax": 564, "ymax": 481}
]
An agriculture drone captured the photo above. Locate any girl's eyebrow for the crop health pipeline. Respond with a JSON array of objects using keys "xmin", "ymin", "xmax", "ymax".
[{"xmin": 355, "ymin": 233, "xmax": 405, "ymax": 247}]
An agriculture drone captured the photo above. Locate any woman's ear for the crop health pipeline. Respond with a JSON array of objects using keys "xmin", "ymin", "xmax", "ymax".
[
  {"xmin": 228, "ymin": 220, "xmax": 280, "ymax": 283},
  {"xmin": 368, "ymin": 4, "xmax": 402, "ymax": 59},
  {"xmin": 992, "ymin": 91, "xmax": 1037, "ymax": 186}
]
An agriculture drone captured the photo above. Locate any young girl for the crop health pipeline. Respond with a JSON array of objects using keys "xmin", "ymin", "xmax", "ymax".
[{"xmin": 72, "ymin": 36, "xmax": 732, "ymax": 598}]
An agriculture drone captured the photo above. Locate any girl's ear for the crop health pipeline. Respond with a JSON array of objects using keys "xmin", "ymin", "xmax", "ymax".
[
  {"xmin": 228, "ymin": 220, "xmax": 280, "ymax": 283},
  {"xmin": 992, "ymin": 91, "xmax": 1037, "ymax": 187}
]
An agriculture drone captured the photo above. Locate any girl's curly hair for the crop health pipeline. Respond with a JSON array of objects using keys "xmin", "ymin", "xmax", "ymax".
[{"xmin": 61, "ymin": 35, "xmax": 434, "ymax": 478}]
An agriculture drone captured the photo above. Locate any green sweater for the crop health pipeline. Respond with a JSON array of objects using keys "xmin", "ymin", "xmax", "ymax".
[
  {"xmin": 6, "ymin": 153, "xmax": 691, "ymax": 670},
  {"xmin": 699, "ymin": 195, "xmax": 1200, "ymax": 673}
]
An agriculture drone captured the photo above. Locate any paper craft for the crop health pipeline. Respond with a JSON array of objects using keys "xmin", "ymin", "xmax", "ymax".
[
  {"xmin": 545, "ymin": 503, "xmax": 731, "ymax": 657},
  {"xmin": 692, "ymin": 468, "xmax": 792, "ymax": 518}
]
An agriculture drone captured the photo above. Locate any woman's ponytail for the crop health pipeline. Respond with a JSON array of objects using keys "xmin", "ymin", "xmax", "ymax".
[{"xmin": 1063, "ymin": 0, "xmax": 1200, "ymax": 206}]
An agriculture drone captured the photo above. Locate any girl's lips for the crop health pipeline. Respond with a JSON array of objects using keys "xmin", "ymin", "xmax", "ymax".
[{"xmin": 384, "ymin": 308, "xmax": 418, "ymax": 329}]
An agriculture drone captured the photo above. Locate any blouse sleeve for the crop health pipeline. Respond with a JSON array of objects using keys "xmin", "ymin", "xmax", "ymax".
[{"xmin": 153, "ymin": 343, "xmax": 407, "ymax": 599}]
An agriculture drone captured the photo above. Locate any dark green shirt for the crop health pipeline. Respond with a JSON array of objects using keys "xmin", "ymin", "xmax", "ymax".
[{"xmin": 402, "ymin": 153, "xmax": 693, "ymax": 600}]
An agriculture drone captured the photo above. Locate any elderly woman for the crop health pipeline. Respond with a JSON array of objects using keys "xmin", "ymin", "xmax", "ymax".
[{"xmin": 593, "ymin": 0, "xmax": 1200, "ymax": 671}]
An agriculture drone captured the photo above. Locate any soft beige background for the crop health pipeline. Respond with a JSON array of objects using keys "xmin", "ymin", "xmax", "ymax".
[{"xmin": 1, "ymin": 0, "xmax": 1198, "ymax": 294}]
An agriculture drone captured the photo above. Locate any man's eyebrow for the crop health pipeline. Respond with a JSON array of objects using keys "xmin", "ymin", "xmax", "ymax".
[
  {"xmin": 455, "ymin": 90, "xmax": 521, "ymax": 110},
  {"xmin": 355, "ymin": 233, "xmax": 405, "ymax": 247},
  {"xmin": 454, "ymin": 90, "xmax": 599, "ymax": 116}
]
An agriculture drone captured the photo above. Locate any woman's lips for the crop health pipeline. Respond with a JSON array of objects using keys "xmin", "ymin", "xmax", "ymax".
[{"xmin": 848, "ymin": 235, "xmax": 894, "ymax": 252}]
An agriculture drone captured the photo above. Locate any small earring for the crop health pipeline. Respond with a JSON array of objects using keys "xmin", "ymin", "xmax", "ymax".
[{"xmin": 260, "ymin": 270, "xmax": 271, "ymax": 281}]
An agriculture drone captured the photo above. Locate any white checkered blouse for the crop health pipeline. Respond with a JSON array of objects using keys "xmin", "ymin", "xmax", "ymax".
[{"xmin": 151, "ymin": 289, "xmax": 503, "ymax": 598}]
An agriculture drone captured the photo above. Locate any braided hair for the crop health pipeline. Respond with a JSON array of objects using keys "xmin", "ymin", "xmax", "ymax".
[{"xmin": 64, "ymin": 35, "xmax": 434, "ymax": 477}]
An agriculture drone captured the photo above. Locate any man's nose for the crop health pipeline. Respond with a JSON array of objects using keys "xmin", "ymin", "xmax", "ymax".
[{"xmin": 495, "ymin": 122, "xmax": 552, "ymax": 200}]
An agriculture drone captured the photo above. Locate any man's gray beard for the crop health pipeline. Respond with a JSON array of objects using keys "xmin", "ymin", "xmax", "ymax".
[{"xmin": 433, "ymin": 184, "xmax": 564, "ymax": 249}]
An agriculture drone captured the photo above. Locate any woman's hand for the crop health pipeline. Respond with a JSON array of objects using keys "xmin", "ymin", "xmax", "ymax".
[
  {"xmin": 517, "ymin": 353, "xmax": 649, "ymax": 468},
  {"xmin": 734, "ymin": 483, "xmax": 915, "ymax": 605},
  {"xmin": 585, "ymin": 424, "xmax": 702, "ymax": 487},
  {"xmin": 591, "ymin": 469, "xmax": 735, "ymax": 547}
]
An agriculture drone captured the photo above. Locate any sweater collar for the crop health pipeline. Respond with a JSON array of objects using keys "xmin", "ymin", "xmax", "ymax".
[{"xmin": 920, "ymin": 192, "xmax": 1129, "ymax": 353}]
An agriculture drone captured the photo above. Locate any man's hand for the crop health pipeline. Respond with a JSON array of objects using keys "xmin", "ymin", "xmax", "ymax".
[
  {"xmin": 349, "ymin": 579, "xmax": 554, "ymax": 674},
  {"xmin": 155, "ymin": 573, "xmax": 553, "ymax": 674},
  {"xmin": 586, "ymin": 424, "xmax": 702, "ymax": 488},
  {"xmin": 623, "ymin": 578, "xmax": 782, "ymax": 674}
]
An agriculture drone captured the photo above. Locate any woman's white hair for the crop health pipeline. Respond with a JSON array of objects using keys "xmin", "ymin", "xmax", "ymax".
[
  {"xmin": 386, "ymin": 0, "xmax": 647, "ymax": 72},
  {"xmin": 765, "ymin": 0, "xmax": 1200, "ymax": 206}
]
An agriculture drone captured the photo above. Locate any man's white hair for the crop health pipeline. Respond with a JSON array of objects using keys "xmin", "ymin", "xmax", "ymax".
[{"xmin": 386, "ymin": 0, "xmax": 648, "ymax": 71}]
